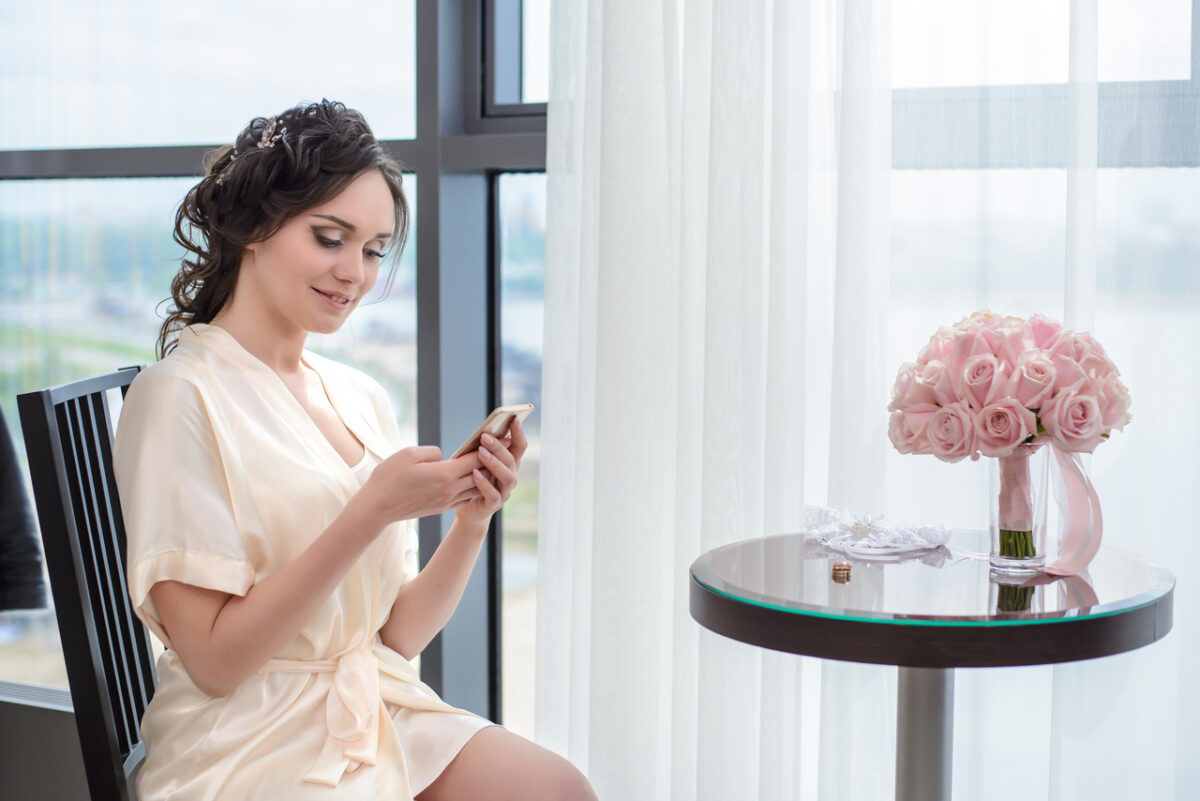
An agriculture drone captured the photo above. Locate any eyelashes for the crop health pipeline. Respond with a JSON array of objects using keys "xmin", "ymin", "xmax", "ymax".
[{"xmin": 313, "ymin": 230, "xmax": 387, "ymax": 260}]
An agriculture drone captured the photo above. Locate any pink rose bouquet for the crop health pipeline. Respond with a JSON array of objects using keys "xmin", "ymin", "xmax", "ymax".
[
  {"xmin": 888, "ymin": 311, "xmax": 1131, "ymax": 462},
  {"xmin": 888, "ymin": 311, "xmax": 1130, "ymax": 576}
]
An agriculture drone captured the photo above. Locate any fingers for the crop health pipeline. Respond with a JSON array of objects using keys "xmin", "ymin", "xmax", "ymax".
[
  {"xmin": 449, "ymin": 473, "xmax": 480, "ymax": 497},
  {"xmin": 477, "ymin": 440, "xmax": 516, "ymax": 495},
  {"xmin": 471, "ymin": 468, "xmax": 502, "ymax": 506},
  {"xmin": 480, "ymin": 433, "xmax": 516, "ymax": 470},
  {"xmin": 443, "ymin": 452, "xmax": 482, "ymax": 480},
  {"xmin": 505, "ymin": 417, "xmax": 529, "ymax": 465},
  {"xmin": 450, "ymin": 487, "xmax": 484, "ymax": 506},
  {"xmin": 405, "ymin": 445, "xmax": 444, "ymax": 463}
]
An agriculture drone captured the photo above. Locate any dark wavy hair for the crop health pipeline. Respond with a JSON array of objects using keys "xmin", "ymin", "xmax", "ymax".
[{"xmin": 157, "ymin": 100, "xmax": 409, "ymax": 357}]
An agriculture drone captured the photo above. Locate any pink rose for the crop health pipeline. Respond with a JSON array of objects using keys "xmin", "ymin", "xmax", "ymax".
[
  {"xmin": 1005, "ymin": 351, "xmax": 1057, "ymax": 409},
  {"xmin": 950, "ymin": 326, "xmax": 993, "ymax": 363},
  {"xmin": 903, "ymin": 407, "xmax": 939, "ymax": 438},
  {"xmin": 1097, "ymin": 373, "xmax": 1132, "ymax": 431},
  {"xmin": 926, "ymin": 401, "xmax": 977, "ymax": 463},
  {"xmin": 986, "ymin": 323, "xmax": 1028, "ymax": 372},
  {"xmin": 888, "ymin": 362, "xmax": 938, "ymax": 411},
  {"xmin": 946, "ymin": 329, "xmax": 994, "ymax": 400},
  {"xmin": 1045, "ymin": 332, "xmax": 1089, "ymax": 390},
  {"xmin": 1074, "ymin": 330, "xmax": 1109, "ymax": 361},
  {"xmin": 924, "ymin": 360, "xmax": 959, "ymax": 407},
  {"xmin": 973, "ymin": 399, "xmax": 1037, "ymax": 457},
  {"xmin": 1040, "ymin": 382, "xmax": 1105, "ymax": 453},
  {"xmin": 961, "ymin": 353, "xmax": 1006, "ymax": 409},
  {"xmin": 954, "ymin": 310, "xmax": 1000, "ymax": 332},
  {"xmin": 917, "ymin": 327, "xmax": 956, "ymax": 366},
  {"xmin": 1073, "ymin": 331, "xmax": 1116, "ymax": 378},
  {"xmin": 1027, "ymin": 314, "xmax": 1063, "ymax": 349},
  {"xmin": 888, "ymin": 411, "xmax": 928, "ymax": 455}
]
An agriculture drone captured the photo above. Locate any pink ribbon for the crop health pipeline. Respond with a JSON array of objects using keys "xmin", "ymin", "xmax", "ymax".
[{"xmin": 1043, "ymin": 444, "xmax": 1104, "ymax": 576}]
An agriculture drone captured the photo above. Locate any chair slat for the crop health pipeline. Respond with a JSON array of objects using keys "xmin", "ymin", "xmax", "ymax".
[
  {"xmin": 99, "ymin": 387, "xmax": 159, "ymax": 722},
  {"xmin": 86, "ymin": 394, "xmax": 146, "ymax": 756},
  {"xmin": 62, "ymin": 399, "xmax": 134, "ymax": 757},
  {"xmin": 84, "ymin": 391, "xmax": 148, "ymax": 748}
]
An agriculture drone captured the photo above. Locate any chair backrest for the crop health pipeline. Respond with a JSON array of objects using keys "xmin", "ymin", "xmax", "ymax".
[{"xmin": 17, "ymin": 366, "xmax": 155, "ymax": 801}]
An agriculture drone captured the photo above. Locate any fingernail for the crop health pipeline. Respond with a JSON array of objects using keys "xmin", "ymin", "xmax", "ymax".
[
  {"xmin": 482, "ymin": 433, "xmax": 496, "ymax": 446},
  {"xmin": 479, "ymin": 448, "xmax": 492, "ymax": 459}
]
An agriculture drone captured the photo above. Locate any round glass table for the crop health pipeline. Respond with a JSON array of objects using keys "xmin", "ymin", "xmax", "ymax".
[{"xmin": 689, "ymin": 531, "xmax": 1175, "ymax": 801}]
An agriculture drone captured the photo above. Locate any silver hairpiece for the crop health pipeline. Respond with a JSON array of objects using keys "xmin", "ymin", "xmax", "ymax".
[
  {"xmin": 256, "ymin": 117, "xmax": 287, "ymax": 149},
  {"xmin": 216, "ymin": 116, "xmax": 287, "ymax": 186}
]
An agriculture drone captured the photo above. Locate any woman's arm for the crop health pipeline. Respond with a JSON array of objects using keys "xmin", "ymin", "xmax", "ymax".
[
  {"xmin": 150, "ymin": 445, "xmax": 481, "ymax": 698},
  {"xmin": 380, "ymin": 421, "xmax": 528, "ymax": 659}
]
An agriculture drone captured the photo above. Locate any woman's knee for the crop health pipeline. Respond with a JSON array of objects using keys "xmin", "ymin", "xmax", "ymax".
[{"xmin": 545, "ymin": 756, "xmax": 598, "ymax": 801}]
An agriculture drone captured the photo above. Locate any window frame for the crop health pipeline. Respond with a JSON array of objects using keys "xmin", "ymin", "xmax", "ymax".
[{"xmin": 892, "ymin": 1, "xmax": 1199, "ymax": 170}]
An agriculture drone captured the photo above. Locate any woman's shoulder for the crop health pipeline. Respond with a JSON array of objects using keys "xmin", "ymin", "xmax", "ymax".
[
  {"xmin": 125, "ymin": 353, "xmax": 204, "ymax": 404},
  {"xmin": 122, "ymin": 328, "xmax": 242, "ymax": 416}
]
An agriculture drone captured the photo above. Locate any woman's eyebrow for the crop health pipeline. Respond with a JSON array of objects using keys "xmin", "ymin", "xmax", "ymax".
[{"xmin": 312, "ymin": 213, "xmax": 391, "ymax": 240}]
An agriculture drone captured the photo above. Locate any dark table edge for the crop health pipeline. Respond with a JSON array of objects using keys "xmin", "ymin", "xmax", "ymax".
[{"xmin": 689, "ymin": 574, "xmax": 1175, "ymax": 669}]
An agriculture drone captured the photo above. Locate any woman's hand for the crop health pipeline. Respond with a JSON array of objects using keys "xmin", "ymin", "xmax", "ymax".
[
  {"xmin": 380, "ymin": 419, "xmax": 529, "ymax": 658},
  {"xmin": 454, "ymin": 417, "xmax": 528, "ymax": 528},
  {"xmin": 356, "ymin": 445, "xmax": 483, "ymax": 528}
]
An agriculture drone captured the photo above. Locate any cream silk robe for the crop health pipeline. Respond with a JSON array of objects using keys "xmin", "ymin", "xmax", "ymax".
[{"xmin": 113, "ymin": 324, "xmax": 490, "ymax": 800}]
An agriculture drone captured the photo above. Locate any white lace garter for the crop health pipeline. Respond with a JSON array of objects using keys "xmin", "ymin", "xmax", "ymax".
[{"xmin": 805, "ymin": 506, "xmax": 949, "ymax": 560}]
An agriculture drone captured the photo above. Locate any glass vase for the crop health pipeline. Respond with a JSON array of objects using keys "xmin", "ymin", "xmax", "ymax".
[{"xmin": 988, "ymin": 442, "xmax": 1049, "ymax": 574}]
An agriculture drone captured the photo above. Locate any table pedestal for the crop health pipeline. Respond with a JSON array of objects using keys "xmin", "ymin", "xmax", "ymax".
[{"xmin": 896, "ymin": 667, "xmax": 954, "ymax": 801}]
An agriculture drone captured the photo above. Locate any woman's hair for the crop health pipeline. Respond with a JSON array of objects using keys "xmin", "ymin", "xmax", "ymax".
[{"xmin": 157, "ymin": 99, "xmax": 409, "ymax": 357}]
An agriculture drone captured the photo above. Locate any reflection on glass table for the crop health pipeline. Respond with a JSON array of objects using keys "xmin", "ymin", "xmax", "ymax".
[{"xmin": 694, "ymin": 531, "xmax": 1169, "ymax": 629}]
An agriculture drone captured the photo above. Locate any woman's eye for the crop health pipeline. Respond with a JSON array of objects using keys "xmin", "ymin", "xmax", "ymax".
[
  {"xmin": 314, "ymin": 231, "xmax": 343, "ymax": 247},
  {"xmin": 366, "ymin": 248, "xmax": 387, "ymax": 260}
]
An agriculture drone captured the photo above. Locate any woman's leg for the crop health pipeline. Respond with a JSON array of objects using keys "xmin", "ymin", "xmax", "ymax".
[{"xmin": 416, "ymin": 726, "xmax": 597, "ymax": 801}]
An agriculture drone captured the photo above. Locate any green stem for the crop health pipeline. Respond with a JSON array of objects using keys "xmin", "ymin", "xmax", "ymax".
[{"xmin": 999, "ymin": 529, "xmax": 1035, "ymax": 559}]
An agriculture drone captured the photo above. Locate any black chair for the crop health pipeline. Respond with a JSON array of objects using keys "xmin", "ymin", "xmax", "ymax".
[{"xmin": 17, "ymin": 366, "xmax": 155, "ymax": 801}]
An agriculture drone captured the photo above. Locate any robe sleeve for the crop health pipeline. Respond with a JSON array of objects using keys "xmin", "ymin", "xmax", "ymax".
[{"xmin": 113, "ymin": 365, "xmax": 255, "ymax": 647}]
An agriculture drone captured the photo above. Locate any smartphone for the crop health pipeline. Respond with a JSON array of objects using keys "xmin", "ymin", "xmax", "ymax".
[{"xmin": 450, "ymin": 403, "xmax": 535, "ymax": 459}]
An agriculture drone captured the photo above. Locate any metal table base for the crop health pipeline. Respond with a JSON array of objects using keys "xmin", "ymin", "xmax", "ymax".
[{"xmin": 896, "ymin": 667, "xmax": 954, "ymax": 801}]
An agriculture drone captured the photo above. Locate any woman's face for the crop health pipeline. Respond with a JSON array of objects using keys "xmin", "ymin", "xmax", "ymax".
[{"xmin": 238, "ymin": 169, "xmax": 396, "ymax": 336}]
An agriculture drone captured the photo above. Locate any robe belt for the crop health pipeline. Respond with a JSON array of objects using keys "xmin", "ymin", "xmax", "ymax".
[{"xmin": 258, "ymin": 641, "xmax": 474, "ymax": 789}]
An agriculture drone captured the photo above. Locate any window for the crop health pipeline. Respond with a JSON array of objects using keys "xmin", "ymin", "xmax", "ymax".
[
  {"xmin": 885, "ymin": 0, "xmax": 1200, "ymax": 538},
  {"xmin": 0, "ymin": 2, "xmax": 547, "ymax": 734},
  {"xmin": 0, "ymin": 178, "xmax": 189, "ymax": 687},
  {"xmin": 483, "ymin": 0, "xmax": 549, "ymax": 120},
  {"xmin": 0, "ymin": 0, "xmax": 416, "ymax": 149},
  {"xmin": 497, "ymin": 171, "xmax": 546, "ymax": 739}
]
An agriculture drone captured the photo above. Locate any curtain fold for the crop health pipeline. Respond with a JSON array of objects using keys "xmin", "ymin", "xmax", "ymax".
[{"xmin": 539, "ymin": 0, "xmax": 1193, "ymax": 798}]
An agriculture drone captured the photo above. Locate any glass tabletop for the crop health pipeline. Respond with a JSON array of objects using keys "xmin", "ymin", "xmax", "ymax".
[{"xmin": 690, "ymin": 531, "xmax": 1175, "ymax": 626}]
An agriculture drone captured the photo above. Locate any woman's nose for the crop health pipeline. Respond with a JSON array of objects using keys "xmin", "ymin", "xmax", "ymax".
[{"xmin": 333, "ymin": 251, "xmax": 367, "ymax": 286}]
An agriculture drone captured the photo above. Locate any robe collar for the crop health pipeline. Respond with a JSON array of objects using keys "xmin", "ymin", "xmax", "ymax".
[{"xmin": 177, "ymin": 324, "xmax": 391, "ymax": 487}]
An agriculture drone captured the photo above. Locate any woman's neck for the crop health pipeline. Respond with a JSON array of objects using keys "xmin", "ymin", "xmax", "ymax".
[
  {"xmin": 209, "ymin": 257, "xmax": 310, "ymax": 374},
  {"xmin": 210, "ymin": 295, "xmax": 308, "ymax": 375},
  {"xmin": 210, "ymin": 315, "xmax": 307, "ymax": 375}
]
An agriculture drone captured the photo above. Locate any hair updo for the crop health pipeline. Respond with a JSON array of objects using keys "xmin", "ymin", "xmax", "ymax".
[{"xmin": 157, "ymin": 99, "xmax": 408, "ymax": 357}]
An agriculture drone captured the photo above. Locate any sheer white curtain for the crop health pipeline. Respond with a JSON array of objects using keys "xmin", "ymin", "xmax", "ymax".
[{"xmin": 537, "ymin": 0, "xmax": 1196, "ymax": 799}]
